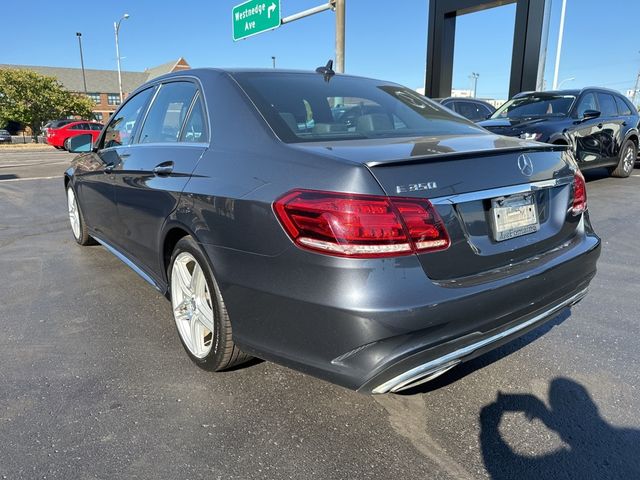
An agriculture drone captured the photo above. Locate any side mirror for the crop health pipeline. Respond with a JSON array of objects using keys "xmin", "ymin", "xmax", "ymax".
[
  {"xmin": 581, "ymin": 109, "xmax": 601, "ymax": 121},
  {"xmin": 68, "ymin": 134, "xmax": 93, "ymax": 153}
]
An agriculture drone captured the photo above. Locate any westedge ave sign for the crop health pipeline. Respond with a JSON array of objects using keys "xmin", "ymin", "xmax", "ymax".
[{"xmin": 232, "ymin": 0, "xmax": 281, "ymax": 41}]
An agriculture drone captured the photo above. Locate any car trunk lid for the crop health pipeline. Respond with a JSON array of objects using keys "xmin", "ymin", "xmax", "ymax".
[{"xmin": 290, "ymin": 134, "xmax": 579, "ymax": 280}]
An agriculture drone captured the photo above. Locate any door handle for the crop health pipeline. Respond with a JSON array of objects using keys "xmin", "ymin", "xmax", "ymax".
[
  {"xmin": 622, "ymin": 121, "xmax": 628, "ymax": 127},
  {"xmin": 153, "ymin": 162, "xmax": 174, "ymax": 176}
]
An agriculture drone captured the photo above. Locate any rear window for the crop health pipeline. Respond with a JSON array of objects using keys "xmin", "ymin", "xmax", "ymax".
[{"xmin": 233, "ymin": 72, "xmax": 482, "ymax": 143}]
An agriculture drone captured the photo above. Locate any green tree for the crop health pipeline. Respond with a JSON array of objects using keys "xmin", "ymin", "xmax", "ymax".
[{"xmin": 0, "ymin": 69, "xmax": 95, "ymax": 142}]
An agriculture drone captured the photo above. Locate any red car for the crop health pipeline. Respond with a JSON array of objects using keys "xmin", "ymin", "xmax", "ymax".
[{"xmin": 46, "ymin": 121, "xmax": 103, "ymax": 150}]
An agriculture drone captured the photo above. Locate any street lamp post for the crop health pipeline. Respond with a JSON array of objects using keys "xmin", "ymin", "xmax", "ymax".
[
  {"xmin": 470, "ymin": 72, "xmax": 480, "ymax": 98},
  {"xmin": 552, "ymin": 0, "xmax": 568, "ymax": 90},
  {"xmin": 271, "ymin": 56, "xmax": 276, "ymax": 69},
  {"xmin": 114, "ymin": 13, "xmax": 129, "ymax": 104},
  {"xmin": 76, "ymin": 32, "xmax": 87, "ymax": 94},
  {"xmin": 557, "ymin": 77, "xmax": 575, "ymax": 89}
]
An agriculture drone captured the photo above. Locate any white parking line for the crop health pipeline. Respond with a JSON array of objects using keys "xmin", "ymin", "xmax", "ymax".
[{"xmin": 0, "ymin": 175, "xmax": 59, "ymax": 182}]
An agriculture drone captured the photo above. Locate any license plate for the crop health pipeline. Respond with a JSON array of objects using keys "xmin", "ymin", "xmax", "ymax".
[{"xmin": 490, "ymin": 193, "xmax": 539, "ymax": 242}]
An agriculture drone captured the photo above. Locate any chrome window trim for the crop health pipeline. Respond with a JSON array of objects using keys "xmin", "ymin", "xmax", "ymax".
[{"xmin": 429, "ymin": 176, "xmax": 573, "ymax": 205}]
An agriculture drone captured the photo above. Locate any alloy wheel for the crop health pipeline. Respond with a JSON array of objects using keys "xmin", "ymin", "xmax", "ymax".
[
  {"xmin": 67, "ymin": 188, "xmax": 81, "ymax": 240},
  {"xmin": 171, "ymin": 252, "xmax": 215, "ymax": 358},
  {"xmin": 623, "ymin": 145, "xmax": 635, "ymax": 174}
]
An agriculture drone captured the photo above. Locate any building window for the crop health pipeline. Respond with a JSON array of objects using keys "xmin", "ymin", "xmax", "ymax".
[
  {"xmin": 87, "ymin": 93, "xmax": 101, "ymax": 104},
  {"xmin": 107, "ymin": 94, "xmax": 121, "ymax": 106},
  {"xmin": 93, "ymin": 112, "xmax": 103, "ymax": 122}
]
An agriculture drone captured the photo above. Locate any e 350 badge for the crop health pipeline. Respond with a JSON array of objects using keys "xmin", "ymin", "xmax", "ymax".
[{"xmin": 396, "ymin": 182, "xmax": 438, "ymax": 194}]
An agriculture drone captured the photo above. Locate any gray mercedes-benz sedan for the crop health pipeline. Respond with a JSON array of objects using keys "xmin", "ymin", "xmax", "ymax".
[{"xmin": 64, "ymin": 68, "xmax": 600, "ymax": 393}]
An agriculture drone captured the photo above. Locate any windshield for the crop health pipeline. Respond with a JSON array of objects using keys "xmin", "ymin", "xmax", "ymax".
[
  {"xmin": 491, "ymin": 94, "xmax": 576, "ymax": 119},
  {"xmin": 233, "ymin": 72, "xmax": 484, "ymax": 143}
]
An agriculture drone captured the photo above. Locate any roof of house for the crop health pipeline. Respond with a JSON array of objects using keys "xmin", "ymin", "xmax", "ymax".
[{"xmin": 0, "ymin": 58, "xmax": 190, "ymax": 94}]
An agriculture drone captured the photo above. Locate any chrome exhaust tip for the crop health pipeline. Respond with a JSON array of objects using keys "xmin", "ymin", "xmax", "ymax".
[{"xmin": 389, "ymin": 360, "xmax": 460, "ymax": 393}]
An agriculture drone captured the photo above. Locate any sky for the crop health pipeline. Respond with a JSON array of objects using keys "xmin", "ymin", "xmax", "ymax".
[{"xmin": 2, "ymin": 0, "xmax": 639, "ymax": 101}]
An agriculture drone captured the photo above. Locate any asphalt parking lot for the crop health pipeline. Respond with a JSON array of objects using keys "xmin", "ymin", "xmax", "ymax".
[{"xmin": 1, "ymin": 148, "xmax": 639, "ymax": 479}]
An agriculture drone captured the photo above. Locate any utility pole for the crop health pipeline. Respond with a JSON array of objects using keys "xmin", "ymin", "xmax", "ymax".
[
  {"xmin": 632, "ymin": 72, "xmax": 640, "ymax": 105},
  {"xmin": 114, "ymin": 13, "xmax": 129, "ymax": 103},
  {"xmin": 334, "ymin": 0, "xmax": 345, "ymax": 73},
  {"xmin": 76, "ymin": 32, "xmax": 88, "ymax": 94},
  {"xmin": 271, "ymin": 56, "xmax": 276, "ymax": 69},
  {"xmin": 552, "ymin": 0, "xmax": 567, "ymax": 90},
  {"xmin": 277, "ymin": 1, "xmax": 345, "ymax": 72}
]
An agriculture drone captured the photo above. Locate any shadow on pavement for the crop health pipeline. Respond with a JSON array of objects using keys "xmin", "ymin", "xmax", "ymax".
[{"xmin": 480, "ymin": 378, "xmax": 640, "ymax": 479}]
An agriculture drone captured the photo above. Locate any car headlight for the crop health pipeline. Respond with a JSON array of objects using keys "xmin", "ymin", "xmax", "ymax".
[{"xmin": 519, "ymin": 132, "xmax": 543, "ymax": 141}]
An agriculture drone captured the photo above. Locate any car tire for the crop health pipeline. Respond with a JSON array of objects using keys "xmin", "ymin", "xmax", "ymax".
[
  {"xmin": 63, "ymin": 138, "xmax": 70, "ymax": 151},
  {"xmin": 610, "ymin": 139, "xmax": 637, "ymax": 178},
  {"xmin": 66, "ymin": 185, "xmax": 94, "ymax": 246},
  {"xmin": 168, "ymin": 236, "xmax": 251, "ymax": 371}
]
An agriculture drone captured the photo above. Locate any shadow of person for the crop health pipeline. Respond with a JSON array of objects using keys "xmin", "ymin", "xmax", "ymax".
[{"xmin": 480, "ymin": 378, "xmax": 640, "ymax": 479}]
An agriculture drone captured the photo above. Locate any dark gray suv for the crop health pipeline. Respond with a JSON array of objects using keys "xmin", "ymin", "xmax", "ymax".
[{"xmin": 64, "ymin": 69, "xmax": 600, "ymax": 393}]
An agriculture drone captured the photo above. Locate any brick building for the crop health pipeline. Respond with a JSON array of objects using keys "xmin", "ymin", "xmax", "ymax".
[{"xmin": 0, "ymin": 58, "xmax": 190, "ymax": 123}]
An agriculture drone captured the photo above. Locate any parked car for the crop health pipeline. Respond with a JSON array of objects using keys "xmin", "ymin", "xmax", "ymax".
[
  {"xmin": 41, "ymin": 119, "xmax": 75, "ymax": 137},
  {"xmin": 478, "ymin": 88, "xmax": 639, "ymax": 177},
  {"xmin": 435, "ymin": 97, "xmax": 496, "ymax": 122},
  {"xmin": 64, "ymin": 69, "xmax": 600, "ymax": 394},
  {"xmin": 46, "ymin": 121, "xmax": 103, "ymax": 150},
  {"xmin": 0, "ymin": 129, "xmax": 11, "ymax": 143}
]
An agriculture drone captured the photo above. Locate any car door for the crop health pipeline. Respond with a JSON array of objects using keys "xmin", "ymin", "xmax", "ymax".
[
  {"xmin": 112, "ymin": 80, "xmax": 209, "ymax": 276},
  {"xmin": 569, "ymin": 92, "xmax": 605, "ymax": 168},
  {"xmin": 595, "ymin": 92, "xmax": 624, "ymax": 166},
  {"xmin": 76, "ymin": 87, "xmax": 156, "ymax": 245}
]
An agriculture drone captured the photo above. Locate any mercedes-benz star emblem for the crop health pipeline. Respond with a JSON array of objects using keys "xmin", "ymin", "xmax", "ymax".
[{"xmin": 517, "ymin": 154, "xmax": 534, "ymax": 177}]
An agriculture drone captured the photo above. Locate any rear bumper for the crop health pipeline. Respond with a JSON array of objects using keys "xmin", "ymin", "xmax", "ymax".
[
  {"xmin": 365, "ymin": 287, "xmax": 587, "ymax": 393},
  {"xmin": 205, "ymin": 225, "xmax": 600, "ymax": 393}
]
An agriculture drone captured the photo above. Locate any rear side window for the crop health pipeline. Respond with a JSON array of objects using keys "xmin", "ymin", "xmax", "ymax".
[
  {"xmin": 139, "ymin": 82, "xmax": 197, "ymax": 144},
  {"xmin": 596, "ymin": 93, "xmax": 617, "ymax": 117},
  {"xmin": 180, "ymin": 94, "xmax": 208, "ymax": 142},
  {"xmin": 103, "ymin": 87, "xmax": 154, "ymax": 148},
  {"xmin": 614, "ymin": 96, "xmax": 632, "ymax": 116},
  {"xmin": 454, "ymin": 101, "xmax": 490, "ymax": 121}
]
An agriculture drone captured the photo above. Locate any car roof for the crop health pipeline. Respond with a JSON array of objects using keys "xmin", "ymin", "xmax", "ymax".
[
  {"xmin": 436, "ymin": 97, "xmax": 494, "ymax": 105},
  {"xmin": 141, "ymin": 67, "xmax": 402, "ymax": 87},
  {"xmin": 514, "ymin": 87, "xmax": 625, "ymax": 98}
]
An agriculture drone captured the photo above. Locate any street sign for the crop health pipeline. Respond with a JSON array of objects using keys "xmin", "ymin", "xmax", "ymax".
[{"xmin": 232, "ymin": 0, "xmax": 281, "ymax": 41}]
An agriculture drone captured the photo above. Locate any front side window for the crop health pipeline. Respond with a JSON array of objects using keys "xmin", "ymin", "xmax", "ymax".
[
  {"xmin": 138, "ymin": 81, "xmax": 198, "ymax": 144},
  {"xmin": 596, "ymin": 93, "xmax": 617, "ymax": 117},
  {"xmin": 102, "ymin": 87, "xmax": 154, "ymax": 149},
  {"xmin": 492, "ymin": 94, "xmax": 575, "ymax": 119},
  {"xmin": 576, "ymin": 93, "xmax": 598, "ymax": 117},
  {"xmin": 233, "ymin": 72, "xmax": 481, "ymax": 143},
  {"xmin": 107, "ymin": 94, "xmax": 121, "ymax": 106}
]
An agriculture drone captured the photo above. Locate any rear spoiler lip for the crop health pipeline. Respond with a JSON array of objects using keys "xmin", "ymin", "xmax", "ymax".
[{"xmin": 365, "ymin": 144, "xmax": 569, "ymax": 168}]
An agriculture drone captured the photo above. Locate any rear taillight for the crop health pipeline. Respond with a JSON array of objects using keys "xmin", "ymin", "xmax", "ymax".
[
  {"xmin": 273, "ymin": 190, "xmax": 450, "ymax": 258},
  {"xmin": 571, "ymin": 171, "xmax": 587, "ymax": 216}
]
